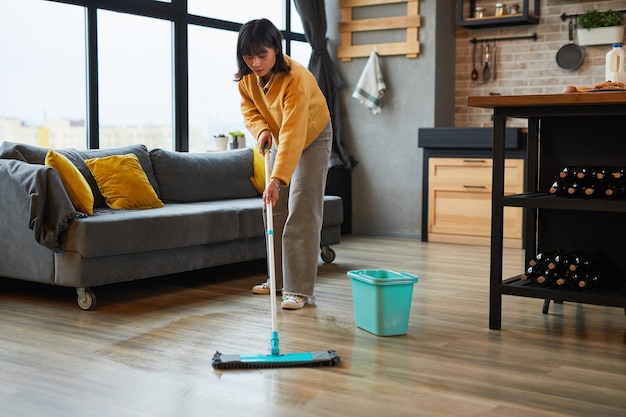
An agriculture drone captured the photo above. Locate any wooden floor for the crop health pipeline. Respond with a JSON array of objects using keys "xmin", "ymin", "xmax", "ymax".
[{"xmin": 1, "ymin": 236, "xmax": 626, "ymax": 417}]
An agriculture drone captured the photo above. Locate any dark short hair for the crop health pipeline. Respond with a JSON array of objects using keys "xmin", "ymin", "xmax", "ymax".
[{"xmin": 234, "ymin": 18, "xmax": 290, "ymax": 81}]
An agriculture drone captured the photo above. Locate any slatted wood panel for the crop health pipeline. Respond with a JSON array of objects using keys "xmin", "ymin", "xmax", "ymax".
[{"xmin": 338, "ymin": 0, "xmax": 421, "ymax": 61}]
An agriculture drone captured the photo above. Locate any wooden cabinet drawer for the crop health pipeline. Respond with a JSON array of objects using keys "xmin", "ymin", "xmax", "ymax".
[
  {"xmin": 429, "ymin": 158, "xmax": 523, "ymax": 192},
  {"xmin": 427, "ymin": 157, "xmax": 524, "ymax": 248}
]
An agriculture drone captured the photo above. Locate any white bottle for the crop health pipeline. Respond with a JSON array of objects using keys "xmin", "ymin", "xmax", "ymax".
[{"xmin": 605, "ymin": 43, "xmax": 626, "ymax": 85}]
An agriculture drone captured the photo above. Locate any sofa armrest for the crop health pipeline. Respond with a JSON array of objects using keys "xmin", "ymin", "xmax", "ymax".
[
  {"xmin": 0, "ymin": 159, "xmax": 83, "ymax": 252},
  {"xmin": 0, "ymin": 160, "xmax": 57, "ymax": 283}
]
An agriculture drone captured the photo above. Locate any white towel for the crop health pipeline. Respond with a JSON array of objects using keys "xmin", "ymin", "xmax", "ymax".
[{"xmin": 352, "ymin": 49, "xmax": 386, "ymax": 115}]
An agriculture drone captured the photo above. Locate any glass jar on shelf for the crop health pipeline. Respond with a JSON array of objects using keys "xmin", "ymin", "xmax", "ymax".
[
  {"xmin": 474, "ymin": 6, "xmax": 486, "ymax": 19},
  {"xmin": 494, "ymin": 3, "xmax": 507, "ymax": 17}
]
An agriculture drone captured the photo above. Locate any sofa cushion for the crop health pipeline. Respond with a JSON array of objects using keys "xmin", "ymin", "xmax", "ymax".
[
  {"xmin": 45, "ymin": 150, "xmax": 95, "ymax": 215},
  {"xmin": 150, "ymin": 148, "xmax": 258, "ymax": 202},
  {"xmin": 64, "ymin": 202, "xmax": 243, "ymax": 258},
  {"xmin": 249, "ymin": 148, "xmax": 265, "ymax": 194},
  {"xmin": 85, "ymin": 154, "xmax": 164, "ymax": 210}
]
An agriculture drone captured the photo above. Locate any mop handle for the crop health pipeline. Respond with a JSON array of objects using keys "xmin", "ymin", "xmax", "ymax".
[{"xmin": 264, "ymin": 147, "xmax": 278, "ymax": 335}]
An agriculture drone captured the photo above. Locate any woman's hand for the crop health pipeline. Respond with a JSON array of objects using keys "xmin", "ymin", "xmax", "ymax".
[
  {"xmin": 257, "ymin": 130, "xmax": 273, "ymax": 156},
  {"xmin": 263, "ymin": 178, "xmax": 281, "ymax": 207}
]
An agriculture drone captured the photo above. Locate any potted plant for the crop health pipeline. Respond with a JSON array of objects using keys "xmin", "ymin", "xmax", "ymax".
[
  {"xmin": 576, "ymin": 9, "xmax": 625, "ymax": 46},
  {"xmin": 228, "ymin": 131, "xmax": 246, "ymax": 149},
  {"xmin": 213, "ymin": 133, "xmax": 228, "ymax": 150}
]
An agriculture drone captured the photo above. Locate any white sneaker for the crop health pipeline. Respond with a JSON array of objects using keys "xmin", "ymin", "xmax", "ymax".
[
  {"xmin": 252, "ymin": 281, "xmax": 271, "ymax": 295},
  {"xmin": 252, "ymin": 279, "xmax": 281, "ymax": 295},
  {"xmin": 281, "ymin": 294, "xmax": 305, "ymax": 310}
]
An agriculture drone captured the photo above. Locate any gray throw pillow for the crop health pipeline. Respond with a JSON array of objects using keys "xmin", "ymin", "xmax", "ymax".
[{"xmin": 149, "ymin": 148, "xmax": 257, "ymax": 202}]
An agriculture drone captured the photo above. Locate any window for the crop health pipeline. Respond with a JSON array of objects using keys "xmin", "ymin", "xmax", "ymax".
[
  {"xmin": 0, "ymin": 0, "xmax": 86, "ymax": 149},
  {"xmin": 188, "ymin": 2, "xmax": 283, "ymax": 28},
  {"xmin": 97, "ymin": 10, "xmax": 173, "ymax": 150},
  {"xmin": 0, "ymin": 0, "xmax": 309, "ymax": 151},
  {"xmin": 188, "ymin": 26, "xmax": 242, "ymax": 152}
]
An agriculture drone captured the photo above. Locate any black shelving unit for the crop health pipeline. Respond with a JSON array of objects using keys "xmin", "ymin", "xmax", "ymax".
[
  {"xmin": 468, "ymin": 93, "xmax": 626, "ymax": 330},
  {"xmin": 458, "ymin": 0, "xmax": 540, "ymax": 28}
]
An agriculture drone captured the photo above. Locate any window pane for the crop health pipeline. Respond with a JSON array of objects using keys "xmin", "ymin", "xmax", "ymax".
[
  {"xmin": 289, "ymin": 41, "xmax": 312, "ymax": 70},
  {"xmin": 188, "ymin": 0, "xmax": 284, "ymax": 28},
  {"xmin": 98, "ymin": 10, "xmax": 173, "ymax": 150},
  {"xmin": 0, "ymin": 0, "xmax": 86, "ymax": 149},
  {"xmin": 188, "ymin": 26, "xmax": 247, "ymax": 152},
  {"xmin": 291, "ymin": 1, "xmax": 303, "ymax": 33}
]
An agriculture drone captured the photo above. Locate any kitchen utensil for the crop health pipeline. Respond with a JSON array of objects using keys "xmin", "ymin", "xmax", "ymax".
[
  {"xmin": 556, "ymin": 19, "xmax": 584, "ymax": 70},
  {"xmin": 483, "ymin": 43, "xmax": 491, "ymax": 82},
  {"xmin": 478, "ymin": 42, "xmax": 484, "ymax": 82},
  {"xmin": 471, "ymin": 43, "xmax": 478, "ymax": 80},
  {"xmin": 492, "ymin": 42, "xmax": 497, "ymax": 80}
]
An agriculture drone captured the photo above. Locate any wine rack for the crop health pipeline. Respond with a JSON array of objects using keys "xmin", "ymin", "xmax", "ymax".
[{"xmin": 468, "ymin": 92, "xmax": 626, "ymax": 330}]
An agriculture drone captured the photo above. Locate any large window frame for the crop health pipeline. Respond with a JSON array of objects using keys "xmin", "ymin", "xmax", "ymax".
[{"xmin": 45, "ymin": 0, "xmax": 306, "ymax": 151}]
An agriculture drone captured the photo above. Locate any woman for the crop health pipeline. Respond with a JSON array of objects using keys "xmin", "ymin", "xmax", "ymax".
[{"xmin": 235, "ymin": 18, "xmax": 332, "ymax": 310}]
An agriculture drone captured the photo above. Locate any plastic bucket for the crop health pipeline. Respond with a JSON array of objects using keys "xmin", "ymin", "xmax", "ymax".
[{"xmin": 347, "ymin": 269, "xmax": 418, "ymax": 336}]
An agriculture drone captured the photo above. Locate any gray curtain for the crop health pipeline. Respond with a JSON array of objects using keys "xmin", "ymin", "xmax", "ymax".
[{"xmin": 294, "ymin": 0, "xmax": 356, "ymax": 169}]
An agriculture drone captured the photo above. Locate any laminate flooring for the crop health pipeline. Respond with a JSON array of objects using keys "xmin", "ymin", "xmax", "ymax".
[{"xmin": 1, "ymin": 236, "xmax": 625, "ymax": 417}]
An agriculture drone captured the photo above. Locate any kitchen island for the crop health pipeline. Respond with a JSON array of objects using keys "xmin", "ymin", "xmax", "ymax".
[{"xmin": 468, "ymin": 92, "xmax": 626, "ymax": 330}]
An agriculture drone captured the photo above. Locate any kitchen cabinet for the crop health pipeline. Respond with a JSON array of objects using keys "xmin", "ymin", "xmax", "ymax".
[
  {"xmin": 468, "ymin": 92, "xmax": 626, "ymax": 330},
  {"xmin": 428, "ymin": 157, "xmax": 524, "ymax": 248},
  {"xmin": 457, "ymin": 0, "xmax": 540, "ymax": 29},
  {"xmin": 418, "ymin": 127, "xmax": 526, "ymax": 248}
]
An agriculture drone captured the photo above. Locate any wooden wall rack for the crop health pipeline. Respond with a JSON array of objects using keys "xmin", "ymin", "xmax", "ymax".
[{"xmin": 338, "ymin": 0, "xmax": 421, "ymax": 61}]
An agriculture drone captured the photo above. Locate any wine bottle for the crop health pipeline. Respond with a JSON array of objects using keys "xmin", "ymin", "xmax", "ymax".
[
  {"xmin": 609, "ymin": 167, "xmax": 626, "ymax": 180},
  {"xmin": 554, "ymin": 269, "xmax": 571, "ymax": 286},
  {"xmin": 583, "ymin": 181, "xmax": 606, "ymax": 198},
  {"xmin": 558, "ymin": 166, "xmax": 576, "ymax": 179},
  {"xmin": 567, "ymin": 270, "xmax": 584, "ymax": 289},
  {"xmin": 555, "ymin": 250, "xmax": 585, "ymax": 272},
  {"xmin": 573, "ymin": 166, "xmax": 589, "ymax": 180},
  {"xmin": 566, "ymin": 181, "xmax": 586, "ymax": 197},
  {"xmin": 604, "ymin": 180, "xmax": 626, "ymax": 198},
  {"xmin": 590, "ymin": 166, "xmax": 608, "ymax": 181},
  {"xmin": 549, "ymin": 178, "xmax": 571, "ymax": 196},
  {"xmin": 520, "ymin": 265, "xmax": 541, "ymax": 282}
]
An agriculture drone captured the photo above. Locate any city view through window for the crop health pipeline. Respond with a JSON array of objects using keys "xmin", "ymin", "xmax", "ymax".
[{"xmin": 0, "ymin": 0, "xmax": 309, "ymax": 152}]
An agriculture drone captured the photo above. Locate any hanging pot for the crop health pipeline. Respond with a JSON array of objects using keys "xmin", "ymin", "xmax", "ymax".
[{"xmin": 556, "ymin": 20, "xmax": 584, "ymax": 70}]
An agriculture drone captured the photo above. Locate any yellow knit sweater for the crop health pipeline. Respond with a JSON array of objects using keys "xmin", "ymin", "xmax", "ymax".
[{"xmin": 238, "ymin": 55, "xmax": 330, "ymax": 185}]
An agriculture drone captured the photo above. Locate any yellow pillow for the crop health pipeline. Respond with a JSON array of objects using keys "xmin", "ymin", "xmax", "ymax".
[
  {"xmin": 45, "ymin": 150, "xmax": 94, "ymax": 215},
  {"xmin": 249, "ymin": 148, "xmax": 265, "ymax": 194},
  {"xmin": 84, "ymin": 153, "xmax": 164, "ymax": 210}
]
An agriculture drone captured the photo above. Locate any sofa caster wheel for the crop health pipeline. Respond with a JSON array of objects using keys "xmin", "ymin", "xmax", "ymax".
[
  {"xmin": 77, "ymin": 288, "xmax": 97, "ymax": 311},
  {"xmin": 321, "ymin": 246, "xmax": 336, "ymax": 263}
]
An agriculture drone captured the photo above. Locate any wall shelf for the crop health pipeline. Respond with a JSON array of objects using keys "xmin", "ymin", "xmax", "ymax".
[
  {"xmin": 458, "ymin": 0, "xmax": 540, "ymax": 29},
  {"xmin": 338, "ymin": 0, "xmax": 421, "ymax": 61}
]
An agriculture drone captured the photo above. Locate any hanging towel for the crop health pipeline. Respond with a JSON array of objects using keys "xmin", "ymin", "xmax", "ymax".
[{"xmin": 352, "ymin": 49, "xmax": 386, "ymax": 115}]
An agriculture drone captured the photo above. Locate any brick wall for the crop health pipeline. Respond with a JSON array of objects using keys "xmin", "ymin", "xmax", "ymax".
[{"xmin": 455, "ymin": 0, "xmax": 626, "ymax": 127}]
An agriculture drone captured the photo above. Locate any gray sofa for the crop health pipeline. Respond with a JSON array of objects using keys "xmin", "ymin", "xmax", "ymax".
[{"xmin": 0, "ymin": 142, "xmax": 342, "ymax": 310}]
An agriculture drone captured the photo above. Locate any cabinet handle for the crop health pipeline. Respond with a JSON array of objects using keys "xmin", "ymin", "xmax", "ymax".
[
  {"xmin": 463, "ymin": 159, "xmax": 487, "ymax": 163},
  {"xmin": 463, "ymin": 185, "xmax": 487, "ymax": 189}
]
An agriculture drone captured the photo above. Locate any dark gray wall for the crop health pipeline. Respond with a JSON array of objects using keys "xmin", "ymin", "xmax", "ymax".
[{"xmin": 326, "ymin": 0, "xmax": 456, "ymax": 237}]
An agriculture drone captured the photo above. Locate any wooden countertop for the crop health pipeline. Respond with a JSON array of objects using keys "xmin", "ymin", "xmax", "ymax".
[{"xmin": 467, "ymin": 91, "xmax": 626, "ymax": 109}]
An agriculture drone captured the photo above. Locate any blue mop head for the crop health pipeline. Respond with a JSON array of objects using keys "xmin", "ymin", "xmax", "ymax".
[{"xmin": 211, "ymin": 350, "xmax": 340, "ymax": 369}]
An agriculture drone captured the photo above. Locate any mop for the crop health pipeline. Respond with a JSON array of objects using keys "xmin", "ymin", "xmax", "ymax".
[{"xmin": 212, "ymin": 147, "xmax": 340, "ymax": 369}]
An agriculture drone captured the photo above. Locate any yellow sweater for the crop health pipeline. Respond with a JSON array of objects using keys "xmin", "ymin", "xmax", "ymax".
[{"xmin": 239, "ymin": 55, "xmax": 330, "ymax": 185}]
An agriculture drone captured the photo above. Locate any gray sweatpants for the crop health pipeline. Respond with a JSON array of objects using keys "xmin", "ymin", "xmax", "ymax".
[{"xmin": 266, "ymin": 121, "xmax": 333, "ymax": 300}]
